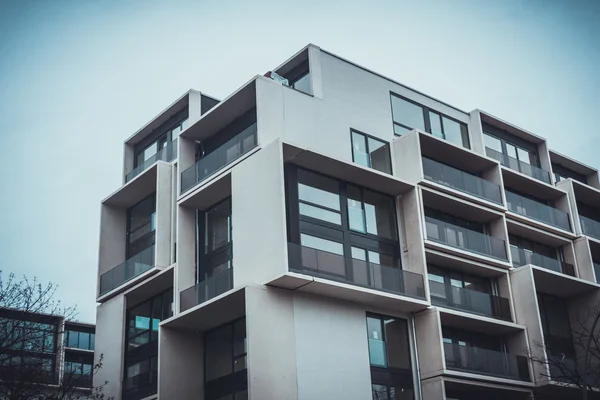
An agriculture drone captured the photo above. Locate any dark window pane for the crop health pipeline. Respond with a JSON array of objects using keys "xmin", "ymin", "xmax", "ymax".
[
  {"xmin": 233, "ymin": 319, "xmax": 246, "ymax": 357},
  {"xmin": 363, "ymin": 190, "xmax": 396, "ymax": 239},
  {"xmin": 205, "ymin": 201, "xmax": 231, "ymax": 252},
  {"xmin": 205, "ymin": 325, "xmax": 233, "ymax": 381},
  {"xmin": 384, "ymin": 318, "xmax": 411, "ymax": 369},
  {"xmin": 372, "ymin": 384, "xmax": 389, "ymax": 400},
  {"xmin": 298, "ymin": 170, "xmax": 340, "ymax": 211},
  {"xmin": 68, "ymin": 331, "xmax": 79, "ymax": 348},
  {"xmin": 391, "ymin": 96, "xmax": 425, "ymax": 131},
  {"xmin": 368, "ymin": 137, "xmax": 391, "ymax": 174}
]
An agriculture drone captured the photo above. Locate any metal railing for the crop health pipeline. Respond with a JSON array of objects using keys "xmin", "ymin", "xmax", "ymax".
[
  {"xmin": 288, "ymin": 243, "xmax": 426, "ymax": 299},
  {"xmin": 511, "ymin": 246, "xmax": 575, "ymax": 276},
  {"xmin": 485, "ymin": 147, "xmax": 551, "ymax": 184},
  {"xmin": 422, "ymin": 157, "xmax": 503, "ymax": 204},
  {"xmin": 429, "ymin": 281, "xmax": 511, "ymax": 321},
  {"xmin": 580, "ymin": 215, "xmax": 600, "ymax": 241},
  {"xmin": 180, "ymin": 122, "xmax": 257, "ymax": 193},
  {"xmin": 425, "ymin": 216, "xmax": 508, "ymax": 260},
  {"xmin": 180, "ymin": 268, "xmax": 233, "ymax": 312},
  {"xmin": 505, "ymin": 191, "xmax": 571, "ymax": 231},
  {"xmin": 125, "ymin": 140, "xmax": 177, "ymax": 183},
  {"xmin": 99, "ymin": 245, "xmax": 155, "ymax": 295},
  {"xmin": 444, "ymin": 342, "xmax": 530, "ymax": 381}
]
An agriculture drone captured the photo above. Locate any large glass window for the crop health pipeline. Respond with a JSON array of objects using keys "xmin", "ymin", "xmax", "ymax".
[
  {"xmin": 483, "ymin": 131, "xmax": 543, "ymax": 175},
  {"xmin": 127, "ymin": 194, "xmax": 156, "ymax": 258},
  {"xmin": 126, "ymin": 289, "xmax": 173, "ymax": 351},
  {"xmin": 64, "ymin": 329, "xmax": 95, "ymax": 351},
  {"xmin": 537, "ymin": 293, "xmax": 575, "ymax": 357},
  {"xmin": 351, "ymin": 130, "xmax": 392, "ymax": 174},
  {"xmin": 366, "ymin": 315, "xmax": 414, "ymax": 400},
  {"xmin": 205, "ymin": 318, "xmax": 247, "ymax": 400},
  {"xmin": 133, "ymin": 113, "xmax": 187, "ymax": 169},
  {"xmin": 198, "ymin": 198, "xmax": 233, "ymax": 286},
  {"xmin": 390, "ymin": 93, "xmax": 470, "ymax": 148}
]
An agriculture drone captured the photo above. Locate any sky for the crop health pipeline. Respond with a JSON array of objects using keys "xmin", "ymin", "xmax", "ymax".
[{"xmin": 0, "ymin": 0, "xmax": 599, "ymax": 323}]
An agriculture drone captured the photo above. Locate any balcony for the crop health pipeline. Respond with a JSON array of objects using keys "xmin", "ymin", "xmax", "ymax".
[
  {"xmin": 511, "ymin": 247, "xmax": 575, "ymax": 276},
  {"xmin": 425, "ymin": 216, "xmax": 508, "ymax": 260},
  {"xmin": 580, "ymin": 215, "xmax": 600, "ymax": 241},
  {"xmin": 444, "ymin": 342, "xmax": 530, "ymax": 381},
  {"xmin": 505, "ymin": 191, "xmax": 571, "ymax": 231},
  {"xmin": 485, "ymin": 147, "xmax": 551, "ymax": 184},
  {"xmin": 179, "ymin": 268, "xmax": 233, "ymax": 312},
  {"xmin": 180, "ymin": 122, "xmax": 257, "ymax": 194},
  {"xmin": 288, "ymin": 243, "xmax": 425, "ymax": 299},
  {"xmin": 430, "ymin": 281, "xmax": 511, "ymax": 321},
  {"xmin": 422, "ymin": 157, "xmax": 502, "ymax": 205},
  {"xmin": 99, "ymin": 245, "xmax": 155, "ymax": 295},
  {"xmin": 125, "ymin": 140, "xmax": 177, "ymax": 183}
]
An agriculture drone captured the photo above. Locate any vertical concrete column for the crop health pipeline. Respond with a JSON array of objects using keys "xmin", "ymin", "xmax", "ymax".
[
  {"xmin": 482, "ymin": 163, "xmax": 505, "ymax": 206},
  {"xmin": 308, "ymin": 45, "xmax": 323, "ymax": 99},
  {"xmin": 98, "ymin": 204, "xmax": 127, "ymax": 296},
  {"xmin": 414, "ymin": 309, "xmax": 444, "ymax": 379},
  {"xmin": 538, "ymin": 142, "xmax": 553, "ymax": 184},
  {"xmin": 94, "ymin": 295, "xmax": 126, "ymax": 399},
  {"xmin": 468, "ymin": 110, "xmax": 485, "ymax": 156},
  {"xmin": 178, "ymin": 136, "xmax": 196, "ymax": 195},
  {"xmin": 245, "ymin": 286, "xmax": 298, "ymax": 400},
  {"xmin": 497, "ymin": 272, "xmax": 516, "ymax": 321},
  {"xmin": 176, "ymin": 205, "xmax": 196, "ymax": 315},
  {"xmin": 392, "ymin": 131, "xmax": 422, "ymax": 184},
  {"xmin": 574, "ymin": 237, "xmax": 595, "ymax": 282},
  {"xmin": 557, "ymin": 180, "xmax": 582, "ymax": 234},
  {"xmin": 400, "ymin": 188, "xmax": 427, "ymax": 278},
  {"xmin": 155, "ymin": 163, "xmax": 173, "ymax": 268},
  {"xmin": 255, "ymin": 78, "xmax": 284, "ymax": 147},
  {"xmin": 421, "ymin": 377, "xmax": 446, "ymax": 400},
  {"xmin": 188, "ymin": 91, "xmax": 202, "ymax": 123},
  {"xmin": 509, "ymin": 267, "xmax": 549, "ymax": 385},
  {"xmin": 158, "ymin": 327, "xmax": 204, "ymax": 399},
  {"xmin": 123, "ymin": 143, "xmax": 135, "ymax": 184}
]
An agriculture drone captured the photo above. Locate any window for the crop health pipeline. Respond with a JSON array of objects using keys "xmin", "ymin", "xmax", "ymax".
[
  {"xmin": 65, "ymin": 329, "xmax": 95, "ymax": 350},
  {"xmin": 127, "ymin": 194, "xmax": 156, "ymax": 258},
  {"xmin": 351, "ymin": 130, "xmax": 392, "ymax": 174},
  {"xmin": 205, "ymin": 318, "xmax": 247, "ymax": 400},
  {"xmin": 126, "ymin": 289, "xmax": 173, "ymax": 351},
  {"xmin": 551, "ymin": 162, "xmax": 588, "ymax": 185},
  {"xmin": 509, "ymin": 235, "xmax": 560, "ymax": 268},
  {"xmin": 483, "ymin": 130, "xmax": 544, "ymax": 178},
  {"xmin": 133, "ymin": 112, "xmax": 187, "ymax": 170},
  {"xmin": 197, "ymin": 198, "xmax": 233, "ymax": 288},
  {"xmin": 366, "ymin": 315, "xmax": 414, "ymax": 400},
  {"xmin": 390, "ymin": 93, "xmax": 470, "ymax": 148},
  {"xmin": 537, "ymin": 293, "xmax": 575, "ymax": 357}
]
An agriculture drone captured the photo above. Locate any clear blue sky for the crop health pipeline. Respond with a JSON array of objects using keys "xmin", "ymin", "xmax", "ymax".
[{"xmin": 0, "ymin": 0, "xmax": 598, "ymax": 322}]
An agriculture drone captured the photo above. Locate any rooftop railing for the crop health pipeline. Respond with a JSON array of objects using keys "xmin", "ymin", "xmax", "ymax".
[
  {"xmin": 422, "ymin": 157, "xmax": 503, "ymax": 204},
  {"xmin": 485, "ymin": 147, "xmax": 551, "ymax": 184}
]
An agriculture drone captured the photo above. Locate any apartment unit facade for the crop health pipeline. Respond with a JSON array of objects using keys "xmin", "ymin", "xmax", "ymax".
[
  {"xmin": 94, "ymin": 44, "xmax": 600, "ymax": 400},
  {"xmin": 0, "ymin": 308, "xmax": 95, "ymax": 393}
]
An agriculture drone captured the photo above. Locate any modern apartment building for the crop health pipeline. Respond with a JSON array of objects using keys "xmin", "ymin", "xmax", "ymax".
[
  {"xmin": 94, "ymin": 44, "xmax": 600, "ymax": 400},
  {"xmin": 0, "ymin": 308, "xmax": 95, "ymax": 393}
]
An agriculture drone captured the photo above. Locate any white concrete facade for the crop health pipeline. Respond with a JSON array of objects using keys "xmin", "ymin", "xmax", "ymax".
[{"xmin": 94, "ymin": 44, "xmax": 600, "ymax": 400}]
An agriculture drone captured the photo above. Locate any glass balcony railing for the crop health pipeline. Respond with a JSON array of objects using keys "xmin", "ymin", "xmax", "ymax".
[
  {"xmin": 580, "ymin": 215, "xmax": 600, "ymax": 241},
  {"xmin": 99, "ymin": 245, "xmax": 155, "ymax": 295},
  {"xmin": 180, "ymin": 268, "xmax": 233, "ymax": 312},
  {"xmin": 422, "ymin": 157, "xmax": 503, "ymax": 204},
  {"xmin": 485, "ymin": 147, "xmax": 551, "ymax": 184},
  {"xmin": 288, "ymin": 243, "xmax": 426, "ymax": 299},
  {"xmin": 510, "ymin": 247, "xmax": 575, "ymax": 276},
  {"xmin": 429, "ymin": 281, "xmax": 511, "ymax": 321},
  {"xmin": 126, "ymin": 140, "xmax": 178, "ymax": 183},
  {"xmin": 181, "ymin": 122, "xmax": 257, "ymax": 194},
  {"xmin": 505, "ymin": 191, "xmax": 571, "ymax": 231},
  {"xmin": 425, "ymin": 216, "xmax": 508, "ymax": 260},
  {"xmin": 444, "ymin": 342, "xmax": 530, "ymax": 381}
]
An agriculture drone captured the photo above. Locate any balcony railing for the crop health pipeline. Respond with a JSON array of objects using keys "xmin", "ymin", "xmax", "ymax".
[
  {"xmin": 180, "ymin": 268, "xmax": 233, "ymax": 312},
  {"xmin": 506, "ymin": 191, "xmax": 571, "ymax": 231},
  {"xmin": 422, "ymin": 157, "xmax": 503, "ymax": 204},
  {"xmin": 126, "ymin": 140, "xmax": 178, "ymax": 183},
  {"xmin": 180, "ymin": 122, "xmax": 257, "ymax": 193},
  {"xmin": 99, "ymin": 245, "xmax": 155, "ymax": 295},
  {"xmin": 288, "ymin": 243, "xmax": 426, "ymax": 299},
  {"xmin": 485, "ymin": 147, "xmax": 551, "ymax": 184},
  {"xmin": 580, "ymin": 215, "xmax": 600, "ymax": 241},
  {"xmin": 511, "ymin": 247, "xmax": 575, "ymax": 276},
  {"xmin": 444, "ymin": 342, "xmax": 530, "ymax": 381},
  {"xmin": 425, "ymin": 216, "xmax": 508, "ymax": 260},
  {"xmin": 123, "ymin": 370, "xmax": 157, "ymax": 400},
  {"xmin": 429, "ymin": 281, "xmax": 511, "ymax": 321}
]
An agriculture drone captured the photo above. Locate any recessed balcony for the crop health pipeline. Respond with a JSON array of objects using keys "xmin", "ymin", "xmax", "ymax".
[
  {"xmin": 580, "ymin": 215, "xmax": 600, "ymax": 241},
  {"xmin": 429, "ymin": 281, "xmax": 511, "ymax": 321},
  {"xmin": 485, "ymin": 147, "xmax": 551, "ymax": 184},
  {"xmin": 179, "ymin": 268, "xmax": 233, "ymax": 312},
  {"xmin": 422, "ymin": 157, "xmax": 503, "ymax": 205},
  {"xmin": 511, "ymin": 247, "xmax": 575, "ymax": 277},
  {"xmin": 99, "ymin": 245, "xmax": 155, "ymax": 296},
  {"xmin": 125, "ymin": 140, "xmax": 177, "ymax": 183},
  {"xmin": 506, "ymin": 191, "xmax": 571, "ymax": 232},
  {"xmin": 287, "ymin": 243, "xmax": 426, "ymax": 300},
  {"xmin": 444, "ymin": 342, "xmax": 530, "ymax": 381}
]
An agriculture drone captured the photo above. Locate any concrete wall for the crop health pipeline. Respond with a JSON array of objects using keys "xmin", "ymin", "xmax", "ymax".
[
  {"xmin": 175, "ymin": 205, "xmax": 195, "ymax": 314},
  {"xmin": 468, "ymin": 110, "xmax": 485, "ymax": 156},
  {"xmin": 421, "ymin": 377, "xmax": 446, "ymax": 400},
  {"xmin": 98, "ymin": 204, "xmax": 127, "ymax": 277},
  {"xmin": 231, "ymin": 142, "xmax": 287, "ymax": 286},
  {"xmin": 155, "ymin": 163, "xmax": 173, "ymax": 268},
  {"xmin": 393, "ymin": 131, "xmax": 422, "ymax": 184},
  {"xmin": 246, "ymin": 286, "xmax": 298, "ymax": 400},
  {"xmin": 94, "ymin": 295, "xmax": 126, "ymax": 399},
  {"xmin": 574, "ymin": 237, "xmax": 595, "ymax": 282},
  {"xmin": 400, "ymin": 188, "xmax": 427, "ymax": 278},
  {"xmin": 158, "ymin": 327, "xmax": 203, "ymax": 399},
  {"xmin": 293, "ymin": 293, "xmax": 373, "ymax": 400}
]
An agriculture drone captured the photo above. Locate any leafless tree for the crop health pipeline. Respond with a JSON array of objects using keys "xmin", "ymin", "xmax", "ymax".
[{"xmin": 0, "ymin": 271, "xmax": 113, "ymax": 400}]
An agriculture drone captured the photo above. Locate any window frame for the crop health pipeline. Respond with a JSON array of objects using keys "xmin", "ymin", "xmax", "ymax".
[
  {"xmin": 389, "ymin": 92, "xmax": 470, "ymax": 148},
  {"xmin": 350, "ymin": 129, "xmax": 392, "ymax": 174},
  {"xmin": 133, "ymin": 110, "xmax": 189, "ymax": 169},
  {"xmin": 196, "ymin": 197, "xmax": 233, "ymax": 285},
  {"xmin": 126, "ymin": 193, "xmax": 157, "ymax": 258},
  {"xmin": 482, "ymin": 131, "xmax": 541, "ymax": 169}
]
